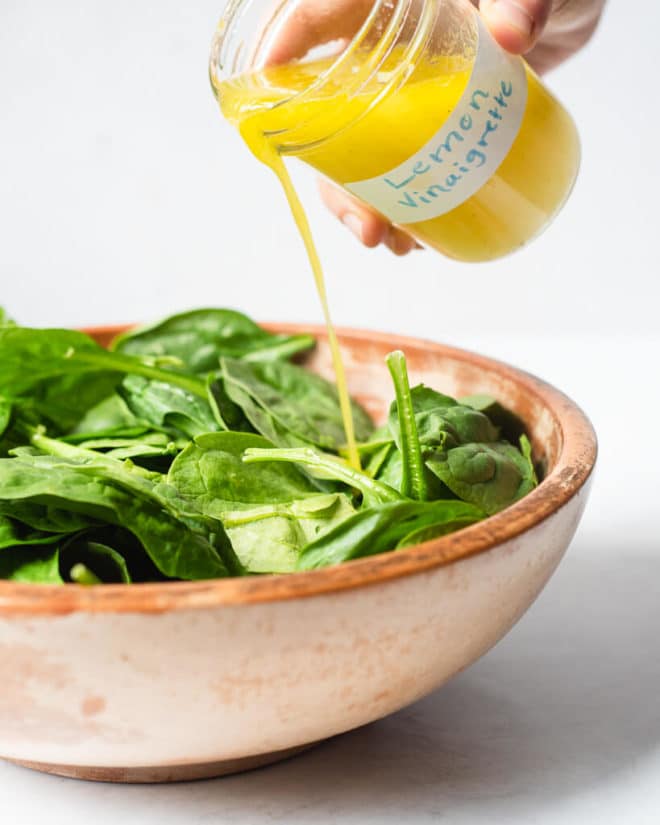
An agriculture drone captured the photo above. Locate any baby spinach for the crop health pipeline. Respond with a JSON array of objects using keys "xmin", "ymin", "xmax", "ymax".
[
  {"xmin": 0, "ymin": 515, "xmax": 64, "ymax": 549},
  {"xmin": 388, "ymin": 385, "xmax": 499, "ymax": 450},
  {"xmin": 67, "ymin": 393, "xmax": 149, "ymax": 439},
  {"xmin": 119, "ymin": 375, "xmax": 219, "ymax": 439},
  {"xmin": 0, "ymin": 544, "xmax": 63, "ymax": 583},
  {"xmin": 221, "ymin": 357, "xmax": 373, "ymax": 450},
  {"xmin": 0, "ymin": 311, "xmax": 538, "ymax": 584},
  {"xmin": 0, "ymin": 515, "xmax": 66, "ymax": 585},
  {"xmin": 0, "ymin": 399, "xmax": 12, "ymax": 440},
  {"xmin": 0, "ymin": 499, "xmax": 94, "ymax": 534},
  {"xmin": 297, "ymin": 500, "xmax": 485, "ymax": 570},
  {"xmin": 364, "ymin": 440, "xmax": 396, "ymax": 480},
  {"xmin": 0, "ymin": 455, "xmax": 232, "ymax": 579},
  {"xmin": 425, "ymin": 437, "xmax": 538, "ymax": 515},
  {"xmin": 0, "ymin": 327, "xmax": 206, "ymax": 402},
  {"xmin": 460, "ymin": 393, "xmax": 527, "ymax": 444},
  {"xmin": 168, "ymin": 432, "xmax": 320, "ymax": 516},
  {"xmin": 222, "ymin": 493, "xmax": 355, "ymax": 573},
  {"xmin": 206, "ymin": 373, "xmax": 254, "ymax": 432},
  {"xmin": 112, "ymin": 308, "xmax": 315, "ymax": 372}
]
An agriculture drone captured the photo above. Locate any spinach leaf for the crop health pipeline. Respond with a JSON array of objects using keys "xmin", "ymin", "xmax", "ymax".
[
  {"xmin": 243, "ymin": 446, "xmax": 402, "ymax": 506},
  {"xmin": 297, "ymin": 499, "xmax": 485, "ymax": 570},
  {"xmin": 222, "ymin": 357, "xmax": 373, "ymax": 450},
  {"xmin": 0, "ymin": 313, "xmax": 538, "ymax": 584},
  {"xmin": 374, "ymin": 446, "xmax": 449, "ymax": 501},
  {"xmin": 111, "ymin": 308, "xmax": 315, "ymax": 372},
  {"xmin": 519, "ymin": 434, "xmax": 539, "ymax": 486},
  {"xmin": 0, "ymin": 544, "xmax": 63, "ymax": 583},
  {"xmin": 67, "ymin": 393, "xmax": 148, "ymax": 439},
  {"xmin": 25, "ymin": 431, "xmax": 244, "ymax": 569},
  {"xmin": 0, "ymin": 500, "xmax": 94, "ymax": 534},
  {"xmin": 425, "ymin": 438, "xmax": 538, "ymax": 515},
  {"xmin": 364, "ymin": 440, "xmax": 395, "ymax": 479},
  {"xmin": 119, "ymin": 374, "xmax": 218, "ymax": 439},
  {"xmin": 395, "ymin": 516, "xmax": 483, "ymax": 548},
  {"xmin": 0, "ymin": 514, "xmax": 65, "ymax": 585},
  {"xmin": 207, "ymin": 373, "xmax": 254, "ymax": 432},
  {"xmin": 0, "ymin": 455, "xmax": 232, "ymax": 580},
  {"xmin": 459, "ymin": 393, "xmax": 527, "ymax": 444},
  {"xmin": 374, "ymin": 446, "xmax": 403, "ymax": 490},
  {"xmin": 0, "ymin": 516, "xmax": 65, "ymax": 549},
  {"xmin": 0, "ymin": 327, "xmax": 206, "ymax": 403},
  {"xmin": 388, "ymin": 385, "xmax": 499, "ymax": 450},
  {"xmin": 221, "ymin": 493, "xmax": 355, "ymax": 573},
  {"xmin": 0, "ymin": 398, "xmax": 12, "ymax": 440},
  {"xmin": 168, "ymin": 432, "xmax": 319, "ymax": 517},
  {"xmin": 23, "ymin": 372, "xmax": 122, "ymax": 433}
]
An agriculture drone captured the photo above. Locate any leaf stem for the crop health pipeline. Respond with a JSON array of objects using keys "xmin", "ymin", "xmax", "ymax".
[
  {"xmin": 243, "ymin": 446, "xmax": 402, "ymax": 504},
  {"xmin": 71, "ymin": 351, "xmax": 208, "ymax": 399},
  {"xmin": 69, "ymin": 563, "xmax": 102, "ymax": 585},
  {"xmin": 386, "ymin": 351, "xmax": 427, "ymax": 501}
]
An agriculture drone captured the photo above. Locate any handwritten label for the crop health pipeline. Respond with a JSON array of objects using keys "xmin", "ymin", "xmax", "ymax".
[{"xmin": 345, "ymin": 17, "xmax": 528, "ymax": 223}]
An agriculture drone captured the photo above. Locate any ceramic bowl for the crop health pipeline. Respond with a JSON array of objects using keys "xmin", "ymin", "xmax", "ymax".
[{"xmin": 0, "ymin": 324, "xmax": 597, "ymax": 782}]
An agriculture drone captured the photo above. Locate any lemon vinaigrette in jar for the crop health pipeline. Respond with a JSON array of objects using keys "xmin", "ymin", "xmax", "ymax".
[
  {"xmin": 210, "ymin": 0, "xmax": 579, "ymax": 466},
  {"xmin": 211, "ymin": 0, "xmax": 580, "ymax": 263}
]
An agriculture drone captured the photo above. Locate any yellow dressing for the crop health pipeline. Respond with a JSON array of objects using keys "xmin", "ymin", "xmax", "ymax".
[
  {"xmin": 234, "ymin": 121, "xmax": 362, "ymax": 470},
  {"xmin": 215, "ymin": 45, "xmax": 578, "ymax": 458},
  {"xmin": 220, "ymin": 53, "xmax": 579, "ymax": 261}
]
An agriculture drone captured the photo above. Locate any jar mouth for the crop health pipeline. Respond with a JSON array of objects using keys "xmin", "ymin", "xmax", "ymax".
[
  {"xmin": 210, "ymin": 0, "xmax": 396, "ymax": 119},
  {"xmin": 211, "ymin": 0, "xmax": 384, "ymax": 73},
  {"xmin": 209, "ymin": 0, "xmax": 436, "ymax": 152}
]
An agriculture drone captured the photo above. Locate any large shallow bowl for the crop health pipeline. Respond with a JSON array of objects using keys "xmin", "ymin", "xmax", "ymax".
[{"xmin": 0, "ymin": 324, "xmax": 596, "ymax": 782}]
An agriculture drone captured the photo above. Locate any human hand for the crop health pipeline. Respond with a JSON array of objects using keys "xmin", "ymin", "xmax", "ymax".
[{"xmin": 269, "ymin": 0, "xmax": 606, "ymax": 255}]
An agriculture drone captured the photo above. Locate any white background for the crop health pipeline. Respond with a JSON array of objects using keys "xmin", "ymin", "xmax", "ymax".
[
  {"xmin": 1, "ymin": 1, "xmax": 659, "ymax": 823},
  {"xmin": 0, "ymin": 0, "xmax": 656, "ymax": 338}
]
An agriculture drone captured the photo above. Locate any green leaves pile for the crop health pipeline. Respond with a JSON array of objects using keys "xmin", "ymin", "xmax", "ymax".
[{"xmin": 0, "ymin": 308, "xmax": 537, "ymax": 585}]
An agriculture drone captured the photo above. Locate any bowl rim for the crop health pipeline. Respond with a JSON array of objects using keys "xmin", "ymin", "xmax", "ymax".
[{"xmin": 0, "ymin": 323, "xmax": 597, "ymax": 615}]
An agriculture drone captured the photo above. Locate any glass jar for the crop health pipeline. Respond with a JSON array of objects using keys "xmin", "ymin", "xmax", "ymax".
[{"xmin": 210, "ymin": 0, "xmax": 580, "ymax": 262}]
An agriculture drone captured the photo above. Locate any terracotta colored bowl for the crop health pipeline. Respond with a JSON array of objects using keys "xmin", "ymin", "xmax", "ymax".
[{"xmin": 0, "ymin": 324, "xmax": 596, "ymax": 783}]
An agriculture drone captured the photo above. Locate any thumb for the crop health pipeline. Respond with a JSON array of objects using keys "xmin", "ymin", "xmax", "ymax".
[{"xmin": 479, "ymin": 0, "xmax": 553, "ymax": 54}]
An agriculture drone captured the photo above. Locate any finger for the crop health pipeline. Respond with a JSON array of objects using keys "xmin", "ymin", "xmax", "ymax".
[
  {"xmin": 479, "ymin": 0, "xmax": 553, "ymax": 54},
  {"xmin": 383, "ymin": 227, "xmax": 422, "ymax": 257},
  {"xmin": 319, "ymin": 179, "xmax": 420, "ymax": 255},
  {"xmin": 266, "ymin": 0, "xmax": 373, "ymax": 65},
  {"xmin": 524, "ymin": 0, "xmax": 608, "ymax": 73},
  {"xmin": 318, "ymin": 179, "xmax": 388, "ymax": 248}
]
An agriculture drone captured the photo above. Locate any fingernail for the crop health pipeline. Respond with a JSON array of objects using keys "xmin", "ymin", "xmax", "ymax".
[
  {"xmin": 388, "ymin": 230, "xmax": 417, "ymax": 256},
  {"xmin": 342, "ymin": 213, "xmax": 364, "ymax": 243},
  {"xmin": 490, "ymin": 0, "xmax": 534, "ymax": 37}
]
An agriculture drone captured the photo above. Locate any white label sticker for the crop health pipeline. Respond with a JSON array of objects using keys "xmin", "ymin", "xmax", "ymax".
[{"xmin": 345, "ymin": 16, "xmax": 528, "ymax": 224}]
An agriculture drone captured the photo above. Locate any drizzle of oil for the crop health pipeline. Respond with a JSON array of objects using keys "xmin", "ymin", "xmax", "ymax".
[{"xmin": 239, "ymin": 122, "xmax": 361, "ymax": 470}]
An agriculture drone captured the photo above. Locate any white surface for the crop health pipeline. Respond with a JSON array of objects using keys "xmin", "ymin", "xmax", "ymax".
[{"xmin": 0, "ymin": 0, "xmax": 659, "ymax": 821}]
